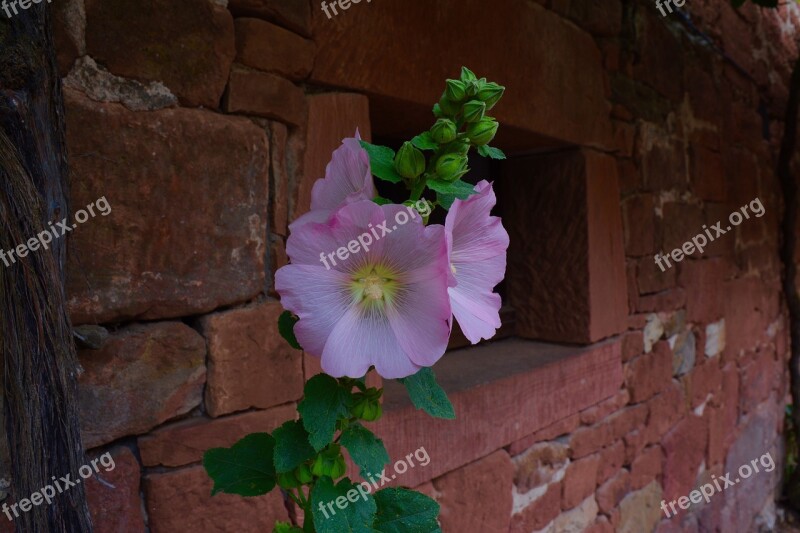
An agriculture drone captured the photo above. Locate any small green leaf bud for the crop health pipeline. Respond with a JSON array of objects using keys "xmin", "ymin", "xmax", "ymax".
[
  {"xmin": 430, "ymin": 118, "xmax": 458, "ymax": 144},
  {"xmin": 394, "ymin": 141, "xmax": 426, "ymax": 179},
  {"xmin": 435, "ymin": 153, "xmax": 469, "ymax": 182},
  {"xmin": 477, "ymin": 82, "xmax": 505, "ymax": 110},
  {"xmin": 445, "ymin": 79, "xmax": 467, "ymax": 102},
  {"xmin": 462, "ymin": 100, "xmax": 486, "ymax": 123},
  {"xmin": 295, "ymin": 463, "xmax": 314, "ymax": 484},
  {"xmin": 467, "ymin": 117, "xmax": 499, "ymax": 146},
  {"xmin": 460, "ymin": 66, "xmax": 477, "ymax": 82}
]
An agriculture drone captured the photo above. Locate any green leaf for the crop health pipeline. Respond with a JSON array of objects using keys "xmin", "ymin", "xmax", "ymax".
[
  {"xmin": 397, "ymin": 368, "xmax": 455, "ymax": 420},
  {"xmin": 311, "ymin": 477, "xmax": 378, "ymax": 533},
  {"xmin": 272, "ymin": 420, "xmax": 316, "ymax": 473},
  {"xmin": 274, "ymin": 522, "xmax": 304, "ymax": 533},
  {"xmin": 279, "ymin": 311, "xmax": 302, "ymax": 350},
  {"xmin": 372, "ymin": 196, "xmax": 392, "ymax": 206},
  {"xmin": 373, "ymin": 488, "xmax": 441, "ymax": 533},
  {"xmin": 359, "ymin": 141, "xmax": 403, "ymax": 183},
  {"xmin": 299, "ymin": 375, "xmax": 353, "ymax": 451},
  {"xmin": 411, "ymin": 132, "xmax": 438, "ymax": 151},
  {"xmin": 340, "ymin": 423, "xmax": 390, "ymax": 479},
  {"xmin": 477, "ymin": 145, "xmax": 506, "ymax": 160},
  {"xmin": 203, "ymin": 433, "xmax": 277, "ymax": 496},
  {"xmin": 427, "ymin": 179, "xmax": 477, "ymax": 210}
]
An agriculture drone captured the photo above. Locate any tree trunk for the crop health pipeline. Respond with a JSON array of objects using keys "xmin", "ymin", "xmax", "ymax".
[{"xmin": 0, "ymin": 5, "xmax": 93, "ymax": 533}]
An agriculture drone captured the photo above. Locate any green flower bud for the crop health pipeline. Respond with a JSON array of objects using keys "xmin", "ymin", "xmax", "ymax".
[
  {"xmin": 435, "ymin": 153, "xmax": 469, "ymax": 182},
  {"xmin": 438, "ymin": 95, "xmax": 460, "ymax": 117},
  {"xmin": 477, "ymin": 82, "xmax": 505, "ymax": 110},
  {"xmin": 278, "ymin": 471, "xmax": 302, "ymax": 489},
  {"xmin": 445, "ymin": 79, "xmax": 467, "ymax": 102},
  {"xmin": 394, "ymin": 141, "xmax": 426, "ymax": 179},
  {"xmin": 460, "ymin": 66, "xmax": 477, "ymax": 82},
  {"xmin": 462, "ymin": 100, "xmax": 486, "ymax": 123},
  {"xmin": 311, "ymin": 445, "xmax": 347, "ymax": 479},
  {"xmin": 430, "ymin": 119, "xmax": 458, "ymax": 144},
  {"xmin": 295, "ymin": 463, "xmax": 314, "ymax": 484},
  {"xmin": 467, "ymin": 117, "xmax": 499, "ymax": 146},
  {"xmin": 352, "ymin": 388, "xmax": 384, "ymax": 421}
]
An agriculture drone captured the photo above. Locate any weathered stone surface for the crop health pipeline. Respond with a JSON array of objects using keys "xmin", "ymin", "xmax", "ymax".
[
  {"xmin": 434, "ymin": 451, "xmax": 513, "ymax": 533},
  {"xmin": 85, "ymin": 0, "xmax": 235, "ymax": 108},
  {"xmin": 622, "ymin": 194, "xmax": 655, "ymax": 257},
  {"xmin": 85, "ymin": 447, "xmax": 146, "ymax": 532},
  {"xmin": 680, "ymin": 259, "xmax": 725, "ymax": 323},
  {"xmin": 643, "ymin": 314, "xmax": 664, "ymax": 353},
  {"xmin": 513, "ymin": 441, "xmax": 569, "ymax": 493},
  {"xmin": 145, "ymin": 465, "xmax": 286, "ymax": 531},
  {"xmin": 311, "ymin": 0, "xmax": 611, "ymax": 147},
  {"xmin": 503, "ymin": 150, "xmax": 627, "ymax": 344},
  {"xmin": 225, "ymin": 66, "xmax": 307, "ymax": 126},
  {"xmin": 596, "ymin": 469, "xmax": 630, "ymax": 514},
  {"xmin": 508, "ymin": 414, "xmax": 580, "ymax": 456},
  {"xmin": 625, "ymin": 340, "xmax": 672, "ymax": 403},
  {"xmin": 66, "ymin": 90, "xmax": 268, "ymax": 324},
  {"xmin": 139, "ymin": 404, "xmax": 296, "ymax": 467},
  {"xmin": 65, "ymin": 56, "xmax": 178, "ymax": 111},
  {"xmin": 296, "ymin": 93, "xmax": 372, "ymax": 224},
  {"xmin": 553, "ymin": 495, "xmax": 599, "ymax": 533},
  {"xmin": 669, "ymin": 329, "xmax": 696, "ymax": 377},
  {"xmin": 618, "ymin": 481, "xmax": 663, "ymax": 533},
  {"xmin": 705, "ymin": 320, "xmax": 726, "ymax": 357},
  {"xmin": 630, "ymin": 446, "xmax": 662, "ymax": 490},
  {"xmin": 228, "ymin": 0, "xmax": 312, "ymax": 36},
  {"xmin": 235, "ymin": 19, "xmax": 315, "ymax": 80},
  {"xmin": 53, "ymin": 0, "xmax": 85, "ymax": 76},
  {"xmin": 563, "ymin": 454, "xmax": 600, "ymax": 510},
  {"xmin": 267, "ymin": 122, "xmax": 290, "ymax": 236},
  {"xmin": 201, "ymin": 301, "xmax": 304, "ymax": 417},
  {"xmin": 662, "ymin": 415, "xmax": 708, "ymax": 501},
  {"xmin": 510, "ymin": 481, "xmax": 562, "ymax": 533},
  {"xmin": 78, "ymin": 322, "xmax": 206, "ymax": 448}
]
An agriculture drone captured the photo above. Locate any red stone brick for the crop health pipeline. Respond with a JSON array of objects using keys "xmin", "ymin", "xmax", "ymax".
[
  {"xmin": 225, "ymin": 66, "xmax": 307, "ymax": 126},
  {"xmin": 311, "ymin": 0, "xmax": 611, "ymax": 147},
  {"xmin": 513, "ymin": 441, "xmax": 569, "ymax": 493},
  {"xmin": 562, "ymin": 454, "xmax": 600, "ymax": 510},
  {"xmin": 630, "ymin": 445, "xmax": 662, "ymax": 490},
  {"xmin": 623, "ymin": 428, "xmax": 648, "ymax": 466},
  {"xmin": 596, "ymin": 469, "xmax": 630, "ymax": 514},
  {"xmin": 78, "ymin": 322, "xmax": 206, "ymax": 448},
  {"xmin": 625, "ymin": 341, "xmax": 673, "ymax": 403},
  {"xmin": 679, "ymin": 258, "xmax": 725, "ymax": 323},
  {"xmin": 740, "ymin": 348, "xmax": 780, "ymax": 415},
  {"xmin": 662, "ymin": 415, "xmax": 708, "ymax": 501},
  {"xmin": 597, "ymin": 440, "xmax": 626, "ymax": 485},
  {"xmin": 661, "ymin": 202, "xmax": 705, "ymax": 254},
  {"xmin": 645, "ymin": 380, "xmax": 687, "ymax": 444},
  {"xmin": 295, "ymin": 93, "xmax": 372, "ymax": 224},
  {"xmin": 622, "ymin": 194, "xmax": 655, "ymax": 256},
  {"xmin": 608, "ymin": 404, "xmax": 649, "ymax": 442},
  {"xmin": 145, "ymin": 465, "xmax": 287, "ymax": 531},
  {"xmin": 228, "ymin": 0, "xmax": 312, "ymax": 36},
  {"xmin": 268, "ymin": 234, "xmax": 288, "ymax": 296},
  {"xmin": 633, "ymin": 10, "xmax": 684, "ymax": 102},
  {"xmin": 66, "ymin": 90, "xmax": 269, "ymax": 324},
  {"xmin": 633, "ymin": 288, "xmax": 686, "ymax": 314},
  {"xmin": 85, "ymin": 0, "xmax": 234, "ymax": 108},
  {"xmin": 434, "ymin": 451, "xmax": 513, "ymax": 533},
  {"xmin": 685, "ymin": 359, "xmax": 722, "ymax": 409},
  {"xmin": 587, "ymin": 515, "xmax": 616, "ymax": 533},
  {"xmin": 509, "ymin": 481, "xmax": 562, "ymax": 533},
  {"xmin": 268, "ymin": 122, "xmax": 290, "ymax": 236},
  {"xmin": 235, "ymin": 19, "xmax": 315, "ymax": 81},
  {"xmin": 690, "ymin": 144, "xmax": 725, "ymax": 202},
  {"xmin": 580, "ymin": 390, "xmax": 629, "ymax": 426},
  {"xmin": 638, "ymin": 255, "xmax": 676, "ymax": 295},
  {"xmin": 569, "ymin": 423, "xmax": 613, "ymax": 460},
  {"xmin": 507, "ymin": 413, "xmax": 580, "ymax": 456},
  {"xmin": 201, "ymin": 301, "xmax": 304, "ymax": 417},
  {"xmin": 622, "ymin": 331, "xmax": 644, "ymax": 363},
  {"xmin": 85, "ymin": 447, "xmax": 145, "ymax": 532},
  {"xmin": 139, "ymin": 405, "xmax": 296, "ymax": 467}
]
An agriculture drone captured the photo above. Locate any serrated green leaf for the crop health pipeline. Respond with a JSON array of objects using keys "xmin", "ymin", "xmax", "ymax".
[
  {"xmin": 426, "ymin": 178, "xmax": 475, "ymax": 198},
  {"xmin": 359, "ymin": 141, "xmax": 403, "ymax": 183},
  {"xmin": 311, "ymin": 477, "xmax": 378, "ymax": 533},
  {"xmin": 203, "ymin": 433, "xmax": 276, "ymax": 496},
  {"xmin": 477, "ymin": 145, "xmax": 506, "ymax": 160},
  {"xmin": 373, "ymin": 488, "xmax": 441, "ymax": 533},
  {"xmin": 397, "ymin": 368, "xmax": 455, "ymax": 420},
  {"xmin": 273, "ymin": 420, "xmax": 316, "ymax": 473},
  {"xmin": 411, "ymin": 132, "xmax": 438, "ymax": 151},
  {"xmin": 279, "ymin": 311, "xmax": 302, "ymax": 350},
  {"xmin": 274, "ymin": 522, "xmax": 304, "ymax": 533},
  {"xmin": 340, "ymin": 424, "xmax": 390, "ymax": 479},
  {"xmin": 299, "ymin": 375, "xmax": 353, "ymax": 451}
]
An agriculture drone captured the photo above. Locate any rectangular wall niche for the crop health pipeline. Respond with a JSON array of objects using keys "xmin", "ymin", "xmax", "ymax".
[{"xmin": 500, "ymin": 148, "xmax": 628, "ymax": 344}]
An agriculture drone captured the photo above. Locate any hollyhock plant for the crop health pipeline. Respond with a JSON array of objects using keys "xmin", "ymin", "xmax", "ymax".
[
  {"xmin": 204, "ymin": 68, "xmax": 508, "ymax": 533},
  {"xmin": 445, "ymin": 180, "xmax": 509, "ymax": 344}
]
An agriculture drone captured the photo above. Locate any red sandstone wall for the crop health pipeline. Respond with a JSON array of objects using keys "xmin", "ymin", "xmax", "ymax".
[{"xmin": 24, "ymin": 0, "xmax": 800, "ymax": 531}]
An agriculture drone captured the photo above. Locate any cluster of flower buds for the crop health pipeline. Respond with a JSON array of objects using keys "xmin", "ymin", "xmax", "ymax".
[
  {"xmin": 351, "ymin": 387, "xmax": 384, "ymax": 421},
  {"xmin": 278, "ymin": 462, "xmax": 315, "ymax": 489},
  {"xmin": 392, "ymin": 67, "xmax": 506, "ymax": 187},
  {"xmin": 311, "ymin": 444, "xmax": 347, "ymax": 478}
]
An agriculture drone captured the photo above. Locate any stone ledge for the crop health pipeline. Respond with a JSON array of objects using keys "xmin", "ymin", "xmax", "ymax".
[{"xmin": 370, "ymin": 337, "xmax": 623, "ymax": 488}]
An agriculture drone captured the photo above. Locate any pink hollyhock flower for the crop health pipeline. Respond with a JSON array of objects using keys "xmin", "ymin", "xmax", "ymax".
[
  {"xmin": 290, "ymin": 131, "xmax": 376, "ymax": 230},
  {"xmin": 276, "ymin": 200, "xmax": 451, "ymax": 379},
  {"xmin": 445, "ymin": 180, "xmax": 509, "ymax": 344}
]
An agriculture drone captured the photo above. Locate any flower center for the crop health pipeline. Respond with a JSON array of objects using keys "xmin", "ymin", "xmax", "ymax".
[
  {"xmin": 351, "ymin": 265, "xmax": 398, "ymax": 307},
  {"xmin": 362, "ymin": 273, "xmax": 387, "ymax": 300}
]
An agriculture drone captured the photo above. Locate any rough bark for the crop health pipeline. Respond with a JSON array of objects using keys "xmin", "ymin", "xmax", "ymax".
[{"xmin": 0, "ymin": 5, "xmax": 93, "ymax": 533}]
